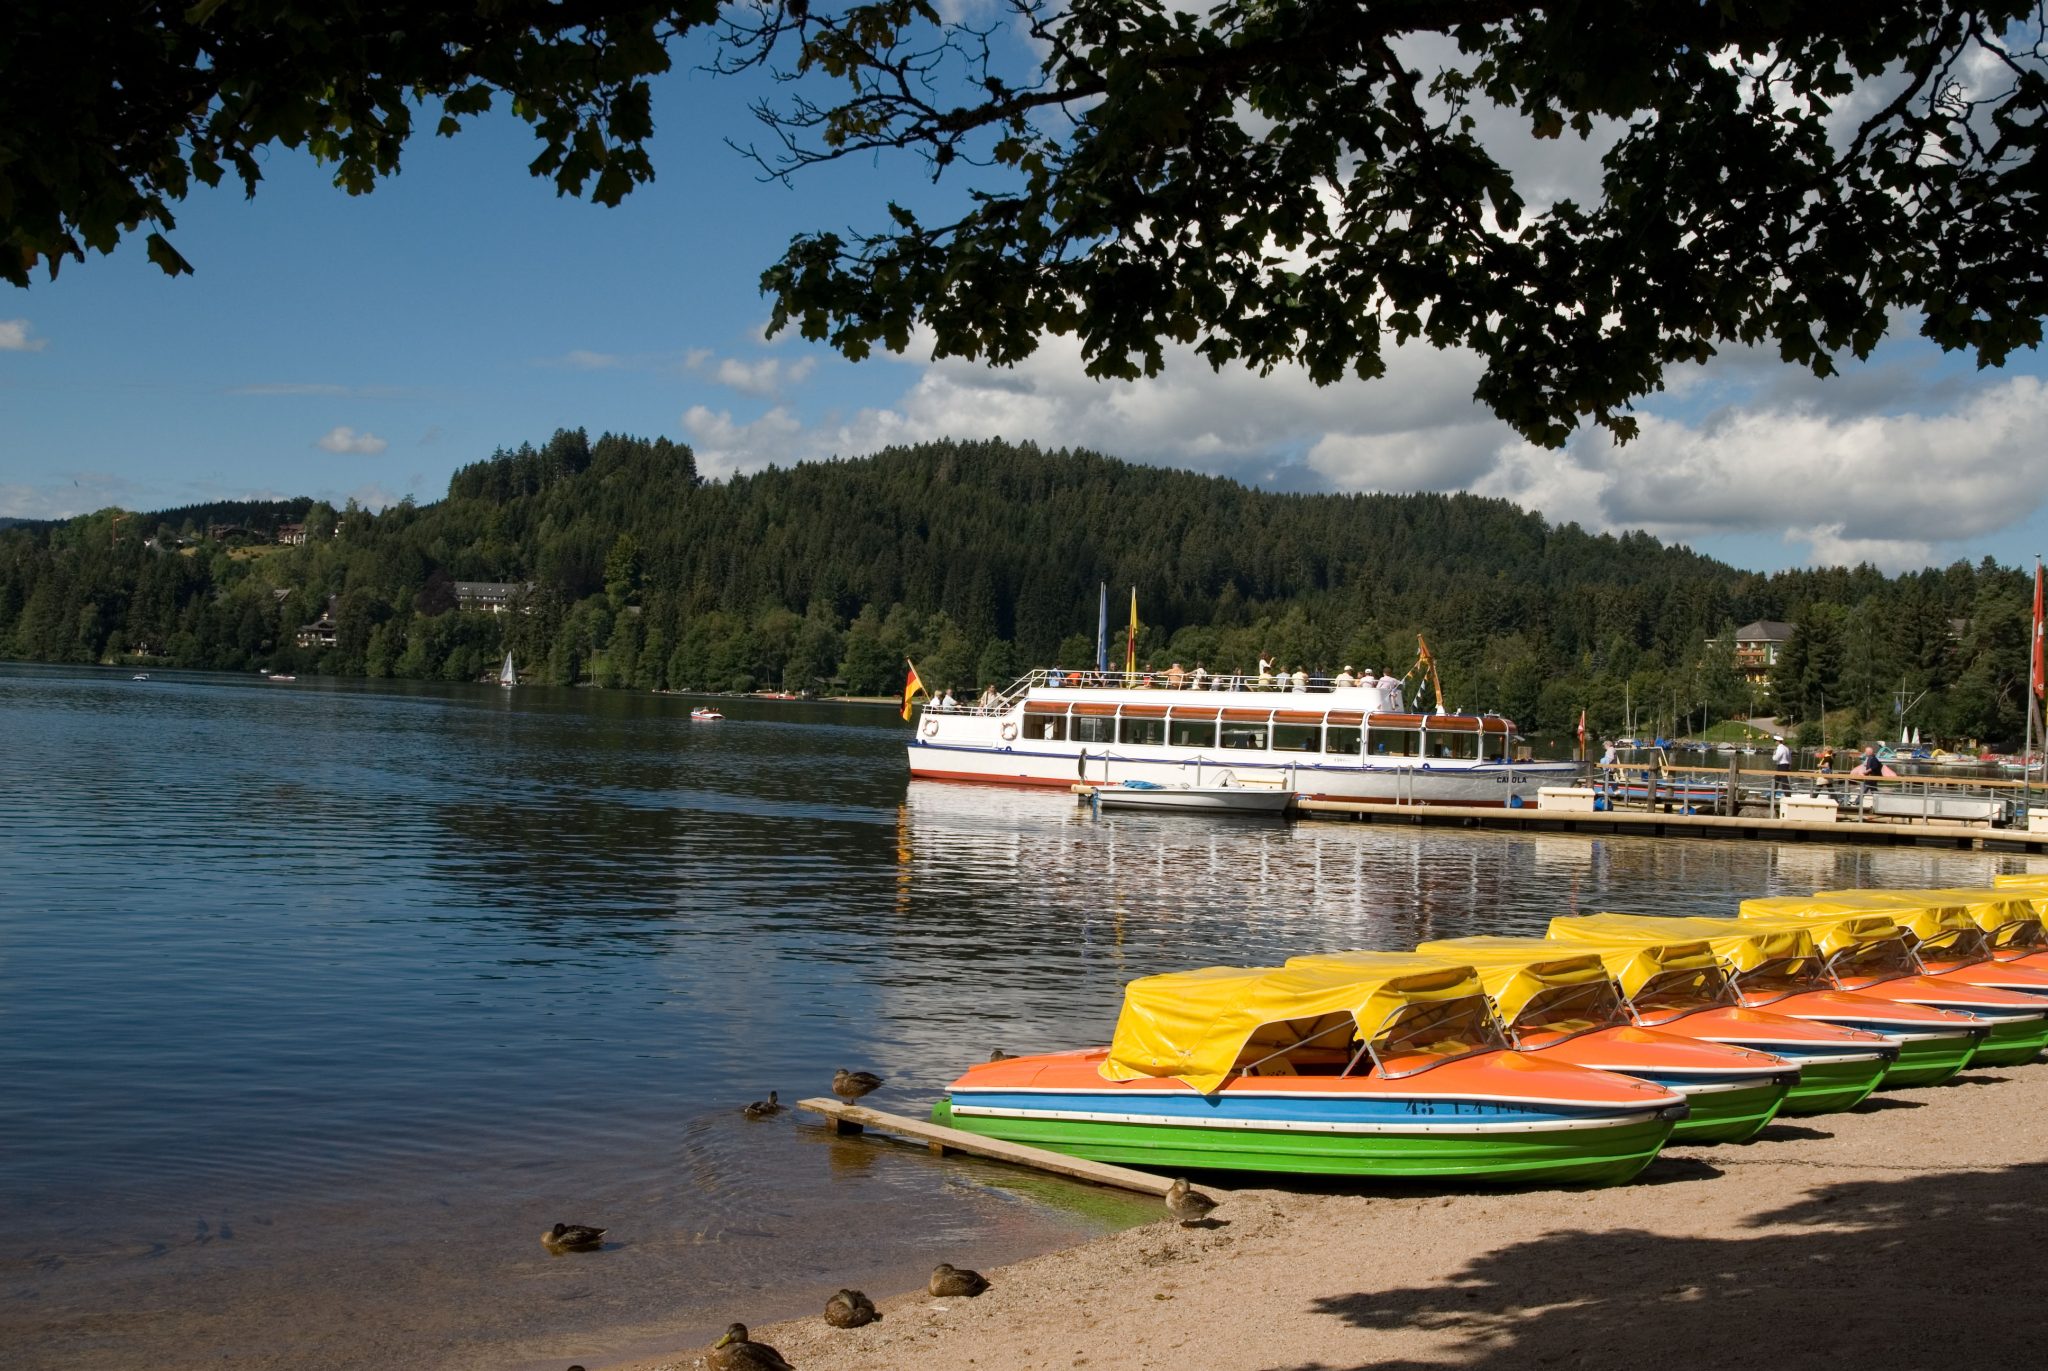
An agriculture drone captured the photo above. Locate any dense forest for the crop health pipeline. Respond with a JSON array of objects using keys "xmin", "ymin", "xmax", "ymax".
[{"xmin": 0, "ymin": 432, "xmax": 2033, "ymax": 746}]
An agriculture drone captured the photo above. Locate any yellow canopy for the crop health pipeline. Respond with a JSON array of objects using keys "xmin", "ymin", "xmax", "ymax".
[
  {"xmin": 1100, "ymin": 958, "xmax": 1487, "ymax": 1095},
  {"xmin": 1415, "ymin": 932, "xmax": 1718, "ymax": 1002},
  {"xmin": 1992, "ymin": 873, "xmax": 2048, "ymax": 892},
  {"xmin": 1548, "ymin": 913, "xmax": 1817, "ymax": 976},
  {"xmin": 1296, "ymin": 945, "xmax": 1615, "ymax": 1033},
  {"xmin": 1798, "ymin": 889, "xmax": 1988, "ymax": 957},
  {"xmin": 1888, "ymin": 886, "xmax": 2043, "ymax": 948}
]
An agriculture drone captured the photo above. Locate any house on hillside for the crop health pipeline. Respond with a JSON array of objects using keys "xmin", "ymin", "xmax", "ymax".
[
  {"xmin": 454, "ymin": 580, "xmax": 532, "ymax": 614},
  {"xmin": 1730, "ymin": 620, "xmax": 1795, "ymax": 687},
  {"xmin": 277, "ymin": 523, "xmax": 307, "ymax": 545},
  {"xmin": 295, "ymin": 596, "xmax": 339, "ymax": 650}
]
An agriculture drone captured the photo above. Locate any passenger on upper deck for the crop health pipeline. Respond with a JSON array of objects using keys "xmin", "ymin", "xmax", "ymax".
[
  {"xmin": 1048, "ymin": 665, "xmax": 1065, "ymax": 687},
  {"xmin": 978, "ymin": 684, "xmax": 1001, "ymax": 712},
  {"xmin": 1291, "ymin": 668, "xmax": 1308, "ymax": 693},
  {"xmin": 1166, "ymin": 662, "xmax": 1185, "ymax": 689},
  {"xmin": 1334, "ymin": 666, "xmax": 1355, "ymax": 688},
  {"xmin": 1191, "ymin": 662, "xmax": 1209, "ymax": 690},
  {"xmin": 1256, "ymin": 656, "xmax": 1274, "ymax": 689}
]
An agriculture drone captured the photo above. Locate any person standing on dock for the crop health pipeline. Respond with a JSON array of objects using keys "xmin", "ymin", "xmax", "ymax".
[{"xmin": 1772, "ymin": 737, "xmax": 1793, "ymax": 792}]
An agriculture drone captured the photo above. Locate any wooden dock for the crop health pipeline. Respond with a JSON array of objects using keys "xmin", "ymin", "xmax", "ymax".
[
  {"xmin": 1288, "ymin": 797, "xmax": 2048, "ymax": 851},
  {"xmin": 1070, "ymin": 783, "xmax": 2048, "ymax": 851},
  {"xmin": 796, "ymin": 1097, "xmax": 1177, "ymax": 1197}
]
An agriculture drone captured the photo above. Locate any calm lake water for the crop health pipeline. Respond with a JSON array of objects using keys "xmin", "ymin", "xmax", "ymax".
[{"xmin": 2, "ymin": 663, "xmax": 2038, "ymax": 1369}]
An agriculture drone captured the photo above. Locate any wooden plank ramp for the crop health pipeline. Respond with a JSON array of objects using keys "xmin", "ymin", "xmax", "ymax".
[{"xmin": 796, "ymin": 1097, "xmax": 1176, "ymax": 1197}]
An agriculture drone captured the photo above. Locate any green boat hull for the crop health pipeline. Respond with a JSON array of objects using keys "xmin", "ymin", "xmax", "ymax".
[
  {"xmin": 1775, "ymin": 1056, "xmax": 1889, "ymax": 1116},
  {"xmin": 1965, "ymin": 1017, "xmax": 2048, "ymax": 1068},
  {"xmin": 1666, "ymin": 1079, "xmax": 1790, "ymax": 1144},
  {"xmin": 1880, "ymin": 1034, "xmax": 1978, "ymax": 1087},
  {"xmin": 929, "ymin": 1098, "xmax": 1674, "ymax": 1187}
]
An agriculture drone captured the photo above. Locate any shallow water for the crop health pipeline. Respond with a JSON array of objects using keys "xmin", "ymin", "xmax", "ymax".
[{"xmin": 1, "ymin": 663, "xmax": 2036, "ymax": 1368}]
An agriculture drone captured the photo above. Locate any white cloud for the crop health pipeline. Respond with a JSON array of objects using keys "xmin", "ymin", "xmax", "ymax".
[
  {"xmin": 711, "ymin": 354, "xmax": 818, "ymax": 396},
  {"xmin": 315, "ymin": 426, "xmax": 390, "ymax": 455},
  {"xmin": 0, "ymin": 319, "xmax": 47, "ymax": 352}
]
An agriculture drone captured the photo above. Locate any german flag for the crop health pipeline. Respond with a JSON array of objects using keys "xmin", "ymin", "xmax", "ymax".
[{"xmin": 901, "ymin": 660, "xmax": 927, "ymax": 721}]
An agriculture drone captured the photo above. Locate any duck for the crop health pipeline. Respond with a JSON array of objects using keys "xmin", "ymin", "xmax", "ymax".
[
  {"xmin": 823, "ymin": 1288, "xmax": 880, "ymax": 1328},
  {"xmin": 986, "ymin": 1049, "xmax": 1013, "ymax": 1062},
  {"xmin": 832, "ymin": 1068, "xmax": 883, "ymax": 1104},
  {"xmin": 742, "ymin": 1091, "xmax": 783, "ymax": 1120},
  {"xmin": 928, "ymin": 1262, "xmax": 989, "ymax": 1297},
  {"xmin": 540, "ymin": 1222, "xmax": 606, "ymax": 1253},
  {"xmin": 1164, "ymin": 1178, "xmax": 1219, "ymax": 1227},
  {"xmin": 707, "ymin": 1323, "xmax": 794, "ymax": 1371}
]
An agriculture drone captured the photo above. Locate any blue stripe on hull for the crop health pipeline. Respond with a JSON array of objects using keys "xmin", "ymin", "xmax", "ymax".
[{"xmin": 949, "ymin": 1088, "xmax": 1650, "ymax": 1129}]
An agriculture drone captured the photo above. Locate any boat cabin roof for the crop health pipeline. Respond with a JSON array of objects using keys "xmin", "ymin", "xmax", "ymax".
[
  {"xmin": 1100, "ymin": 958, "xmax": 1489, "ymax": 1094},
  {"xmin": 1297, "ymin": 947, "xmax": 1615, "ymax": 1032},
  {"xmin": 1547, "ymin": 914, "xmax": 1816, "ymax": 975}
]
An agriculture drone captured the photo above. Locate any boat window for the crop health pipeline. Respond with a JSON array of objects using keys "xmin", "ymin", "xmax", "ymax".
[
  {"xmin": 1911, "ymin": 926, "xmax": 1989, "ymax": 964},
  {"xmin": 1235, "ymin": 1014, "xmax": 1359, "ymax": 1077},
  {"xmin": 1628, "ymin": 965, "xmax": 1738, "ymax": 1025},
  {"xmin": 1220, "ymin": 721, "xmax": 1268, "ymax": 750},
  {"xmin": 1510, "ymin": 981, "xmax": 1629, "ymax": 1042},
  {"xmin": 1990, "ymin": 917, "xmax": 2046, "ymax": 951},
  {"xmin": 1368, "ymin": 995, "xmax": 1507, "ymax": 1077},
  {"xmin": 1732, "ymin": 955, "xmax": 1822, "ymax": 1004},
  {"xmin": 1272, "ymin": 722, "xmax": 1320, "ymax": 753},
  {"xmin": 1025, "ymin": 709, "xmax": 1067, "ymax": 742},
  {"xmin": 1370, "ymin": 727, "xmax": 1420, "ymax": 756},
  {"xmin": 1325, "ymin": 725, "xmax": 1362, "ymax": 756},
  {"xmin": 1072, "ymin": 715, "xmax": 1115, "ymax": 745},
  {"xmin": 1426, "ymin": 730, "xmax": 1481, "ymax": 760},
  {"xmin": 1168, "ymin": 716, "xmax": 1217, "ymax": 748},
  {"xmin": 1826, "ymin": 937, "xmax": 1917, "ymax": 985},
  {"xmin": 1118, "ymin": 714, "xmax": 1166, "ymax": 747}
]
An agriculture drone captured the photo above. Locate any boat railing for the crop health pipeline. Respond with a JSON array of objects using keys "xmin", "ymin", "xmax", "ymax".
[{"xmin": 992, "ymin": 665, "xmax": 1423, "ymax": 702}]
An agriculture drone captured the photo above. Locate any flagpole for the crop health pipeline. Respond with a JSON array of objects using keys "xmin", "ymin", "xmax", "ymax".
[{"xmin": 2029, "ymin": 557, "xmax": 2042, "ymax": 819}]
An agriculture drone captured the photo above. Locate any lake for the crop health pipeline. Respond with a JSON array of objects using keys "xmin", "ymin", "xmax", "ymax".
[{"xmin": 1, "ymin": 663, "xmax": 2035, "ymax": 1369}]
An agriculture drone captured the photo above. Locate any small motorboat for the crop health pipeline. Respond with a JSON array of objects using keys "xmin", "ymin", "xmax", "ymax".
[
  {"xmin": 690, "ymin": 706, "xmax": 724, "ymax": 721},
  {"xmin": 1089, "ymin": 777, "xmax": 1293, "ymax": 815},
  {"xmin": 266, "ymin": 673, "xmax": 296, "ymax": 682},
  {"xmin": 934, "ymin": 959, "xmax": 1688, "ymax": 1185},
  {"xmin": 131, "ymin": 673, "xmax": 149, "ymax": 681}
]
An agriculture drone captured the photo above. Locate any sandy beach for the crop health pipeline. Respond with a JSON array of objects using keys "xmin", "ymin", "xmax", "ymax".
[{"xmin": 614, "ymin": 1057, "xmax": 2047, "ymax": 1371}]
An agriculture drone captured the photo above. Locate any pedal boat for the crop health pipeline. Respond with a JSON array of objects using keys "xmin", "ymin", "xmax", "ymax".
[
  {"xmin": 1416, "ymin": 936, "xmax": 1885, "ymax": 1121},
  {"xmin": 1298, "ymin": 947, "xmax": 1797, "ymax": 1142},
  {"xmin": 932, "ymin": 959, "xmax": 1688, "ymax": 1185},
  {"xmin": 1742, "ymin": 898, "xmax": 2048, "ymax": 1067},
  {"xmin": 1927, "ymin": 884, "xmax": 2048, "ymax": 967},
  {"xmin": 1547, "ymin": 914, "xmax": 1975, "ymax": 1090},
  {"xmin": 1811, "ymin": 888, "xmax": 2048, "ymax": 984}
]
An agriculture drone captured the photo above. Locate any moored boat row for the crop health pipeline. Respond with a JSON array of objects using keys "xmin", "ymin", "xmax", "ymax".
[{"xmin": 931, "ymin": 880, "xmax": 2048, "ymax": 1186}]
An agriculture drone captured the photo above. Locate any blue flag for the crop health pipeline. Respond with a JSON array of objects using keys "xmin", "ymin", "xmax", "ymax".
[{"xmin": 1096, "ymin": 582, "xmax": 1107, "ymax": 673}]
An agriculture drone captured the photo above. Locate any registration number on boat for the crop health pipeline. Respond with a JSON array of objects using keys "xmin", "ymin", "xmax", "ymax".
[{"xmin": 1401, "ymin": 1100, "xmax": 1517, "ymax": 1116}]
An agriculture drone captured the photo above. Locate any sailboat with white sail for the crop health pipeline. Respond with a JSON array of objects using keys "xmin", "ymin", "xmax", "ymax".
[{"xmin": 498, "ymin": 652, "xmax": 516, "ymax": 690}]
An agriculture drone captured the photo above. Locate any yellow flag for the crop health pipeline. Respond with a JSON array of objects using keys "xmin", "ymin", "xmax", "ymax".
[{"xmin": 1125, "ymin": 587, "xmax": 1139, "ymax": 683}]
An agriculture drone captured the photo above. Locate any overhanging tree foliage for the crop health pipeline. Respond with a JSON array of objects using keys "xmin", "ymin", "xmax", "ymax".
[{"xmin": 4, "ymin": 3, "xmax": 2044, "ymax": 446}]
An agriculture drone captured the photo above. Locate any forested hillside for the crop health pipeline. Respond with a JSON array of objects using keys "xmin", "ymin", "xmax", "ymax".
[{"xmin": 0, "ymin": 431, "xmax": 2032, "ymax": 745}]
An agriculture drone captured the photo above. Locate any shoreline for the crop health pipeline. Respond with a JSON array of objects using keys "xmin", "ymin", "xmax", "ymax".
[{"xmin": 607, "ymin": 1057, "xmax": 2048, "ymax": 1370}]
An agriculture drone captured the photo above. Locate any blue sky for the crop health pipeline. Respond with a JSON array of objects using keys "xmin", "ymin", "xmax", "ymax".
[{"xmin": 4, "ymin": 39, "xmax": 2047, "ymax": 576}]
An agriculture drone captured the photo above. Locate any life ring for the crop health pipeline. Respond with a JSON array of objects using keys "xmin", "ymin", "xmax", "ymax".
[
  {"xmin": 921, "ymin": 718, "xmax": 939, "ymax": 738},
  {"xmin": 999, "ymin": 720, "xmax": 1018, "ymax": 741}
]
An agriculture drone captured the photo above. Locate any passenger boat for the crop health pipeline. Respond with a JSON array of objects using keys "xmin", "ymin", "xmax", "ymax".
[
  {"xmin": 909, "ymin": 669, "xmax": 1577, "ymax": 805},
  {"xmin": 1089, "ymin": 779, "xmax": 1294, "ymax": 815},
  {"xmin": 1415, "ymin": 936, "xmax": 1891, "ymax": 1117},
  {"xmin": 1546, "ymin": 915, "xmax": 1973, "ymax": 1089},
  {"xmin": 932, "ymin": 959, "xmax": 1689, "ymax": 1184},
  {"xmin": 1740, "ymin": 899, "xmax": 2048, "ymax": 1067},
  {"xmin": 690, "ymin": 707, "xmax": 724, "ymax": 721},
  {"xmin": 1294, "ymin": 948, "xmax": 1798, "ymax": 1140}
]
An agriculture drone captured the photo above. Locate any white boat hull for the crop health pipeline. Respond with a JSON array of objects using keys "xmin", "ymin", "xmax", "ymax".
[{"xmin": 1092, "ymin": 783, "xmax": 1295, "ymax": 814}]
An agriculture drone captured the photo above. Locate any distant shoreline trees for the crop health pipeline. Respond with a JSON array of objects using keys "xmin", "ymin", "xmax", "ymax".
[{"xmin": 0, "ymin": 432, "xmax": 2032, "ymax": 746}]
